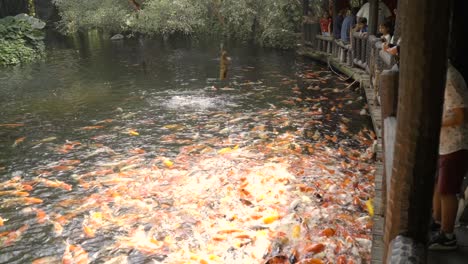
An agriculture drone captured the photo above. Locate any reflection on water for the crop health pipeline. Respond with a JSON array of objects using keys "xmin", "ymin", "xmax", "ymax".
[{"xmin": 0, "ymin": 32, "xmax": 374, "ymax": 263}]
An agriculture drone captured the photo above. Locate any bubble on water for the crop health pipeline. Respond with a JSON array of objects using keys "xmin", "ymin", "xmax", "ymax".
[{"xmin": 162, "ymin": 95, "xmax": 228, "ymax": 111}]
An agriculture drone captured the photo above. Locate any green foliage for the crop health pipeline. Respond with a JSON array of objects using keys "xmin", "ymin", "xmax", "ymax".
[
  {"xmin": 0, "ymin": 14, "xmax": 45, "ymax": 66},
  {"xmin": 52, "ymin": 0, "xmax": 302, "ymax": 49}
]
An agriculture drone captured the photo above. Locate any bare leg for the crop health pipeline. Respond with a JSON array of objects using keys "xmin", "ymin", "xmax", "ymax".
[
  {"xmin": 433, "ymin": 183, "xmax": 441, "ymax": 222},
  {"xmin": 441, "ymin": 194, "xmax": 458, "ymax": 234}
]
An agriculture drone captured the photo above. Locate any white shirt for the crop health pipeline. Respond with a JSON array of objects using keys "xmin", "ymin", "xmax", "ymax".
[
  {"xmin": 357, "ymin": 2, "xmax": 392, "ymax": 27},
  {"xmin": 439, "ymin": 65, "xmax": 468, "ymax": 155},
  {"xmin": 382, "ymin": 34, "xmax": 391, "ymax": 43}
]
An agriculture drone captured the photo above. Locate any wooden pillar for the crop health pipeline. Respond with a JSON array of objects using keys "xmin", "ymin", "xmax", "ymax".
[
  {"xmin": 449, "ymin": 0, "xmax": 468, "ymax": 79},
  {"xmin": 393, "ymin": 0, "xmax": 401, "ymax": 43},
  {"xmin": 302, "ymin": 0, "xmax": 309, "ymax": 16},
  {"xmin": 380, "ymin": 68, "xmax": 399, "ymax": 213},
  {"xmin": 368, "ymin": 0, "xmax": 379, "ymax": 35},
  {"xmin": 384, "ymin": 0, "xmax": 451, "ymax": 260},
  {"xmin": 332, "ymin": 0, "xmax": 338, "ymax": 38}
]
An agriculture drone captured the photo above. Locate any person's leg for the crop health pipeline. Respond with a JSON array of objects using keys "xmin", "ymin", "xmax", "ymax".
[
  {"xmin": 433, "ymin": 158, "xmax": 442, "ymax": 224},
  {"xmin": 433, "ymin": 182, "xmax": 441, "ymax": 223},
  {"xmin": 441, "ymin": 193, "xmax": 459, "ymax": 234},
  {"xmin": 429, "ymin": 150, "xmax": 468, "ymax": 250}
]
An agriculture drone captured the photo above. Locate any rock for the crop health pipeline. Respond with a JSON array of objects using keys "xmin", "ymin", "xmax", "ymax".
[{"xmin": 110, "ymin": 34, "xmax": 124, "ymax": 40}]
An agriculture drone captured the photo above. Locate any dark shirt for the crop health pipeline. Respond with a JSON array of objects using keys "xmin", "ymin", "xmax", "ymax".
[
  {"xmin": 333, "ymin": 15, "xmax": 344, "ymax": 39},
  {"xmin": 341, "ymin": 15, "xmax": 356, "ymax": 42},
  {"xmin": 361, "ymin": 25, "xmax": 368, "ymax": 33}
]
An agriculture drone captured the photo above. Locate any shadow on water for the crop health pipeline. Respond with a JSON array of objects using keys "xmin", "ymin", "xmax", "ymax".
[{"xmin": 0, "ymin": 31, "xmax": 374, "ymax": 263}]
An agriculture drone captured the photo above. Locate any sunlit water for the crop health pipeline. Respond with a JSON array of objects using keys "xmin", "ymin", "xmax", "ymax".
[{"xmin": 0, "ymin": 32, "xmax": 374, "ymax": 263}]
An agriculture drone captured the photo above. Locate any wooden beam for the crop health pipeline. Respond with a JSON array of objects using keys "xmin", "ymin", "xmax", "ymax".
[
  {"xmin": 384, "ymin": 0, "xmax": 451, "ymax": 261},
  {"xmin": 368, "ymin": 0, "xmax": 378, "ymax": 35}
]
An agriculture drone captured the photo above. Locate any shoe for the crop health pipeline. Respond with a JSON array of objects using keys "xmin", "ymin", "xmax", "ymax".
[{"xmin": 428, "ymin": 232, "xmax": 457, "ymax": 251}]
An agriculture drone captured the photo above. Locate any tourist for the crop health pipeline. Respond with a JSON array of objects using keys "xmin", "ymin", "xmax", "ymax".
[
  {"xmin": 320, "ymin": 11, "xmax": 332, "ymax": 36},
  {"xmin": 340, "ymin": 8, "xmax": 358, "ymax": 44},
  {"xmin": 378, "ymin": 21, "xmax": 392, "ymax": 43},
  {"xmin": 354, "ymin": 17, "xmax": 368, "ymax": 34},
  {"xmin": 356, "ymin": 0, "xmax": 392, "ymax": 27},
  {"xmin": 333, "ymin": 9, "xmax": 346, "ymax": 39},
  {"xmin": 430, "ymin": 63, "xmax": 468, "ymax": 251}
]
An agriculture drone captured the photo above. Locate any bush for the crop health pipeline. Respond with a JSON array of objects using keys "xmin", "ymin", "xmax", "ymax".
[{"xmin": 0, "ymin": 14, "xmax": 46, "ymax": 66}]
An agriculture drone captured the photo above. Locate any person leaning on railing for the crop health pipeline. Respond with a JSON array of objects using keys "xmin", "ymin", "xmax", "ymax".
[
  {"xmin": 383, "ymin": 37, "xmax": 400, "ymax": 66},
  {"xmin": 340, "ymin": 7, "xmax": 358, "ymax": 44},
  {"xmin": 353, "ymin": 17, "xmax": 368, "ymax": 35}
]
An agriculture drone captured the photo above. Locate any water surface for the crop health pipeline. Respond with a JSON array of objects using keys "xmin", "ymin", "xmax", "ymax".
[{"xmin": 0, "ymin": 33, "xmax": 375, "ymax": 263}]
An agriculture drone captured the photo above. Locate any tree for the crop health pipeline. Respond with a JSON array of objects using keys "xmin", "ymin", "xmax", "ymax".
[{"xmin": 52, "ymin": 0, "xmax": 303, "ymax": 48}]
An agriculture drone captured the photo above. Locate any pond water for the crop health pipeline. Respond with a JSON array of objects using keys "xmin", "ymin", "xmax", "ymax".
[{"xmin": 0, "ymin": 32, "xmax": 375, "ymax": 264}]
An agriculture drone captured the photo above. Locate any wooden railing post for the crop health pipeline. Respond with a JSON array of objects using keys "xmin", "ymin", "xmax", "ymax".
[
  {"xmin": 362, "ymin": 36, "xmax": 368, "ymax": 66},
  {"xmin": 384, "ymin": 0, "xmax": 451, "ymax": 261},
  {"xmin": 379, "ymin": 68, "xmax": 399, "ymax": 215}
]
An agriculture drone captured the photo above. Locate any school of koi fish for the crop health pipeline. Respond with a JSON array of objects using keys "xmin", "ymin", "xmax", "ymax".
[{"xmin": 0, "ymin": 65, "xmax": 376, "ymax": 264}]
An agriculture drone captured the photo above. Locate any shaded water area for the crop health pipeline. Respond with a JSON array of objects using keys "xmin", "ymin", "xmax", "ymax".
[{"xmin": 0, "ymin": 32, "xmax": 375, "ymax": 263}]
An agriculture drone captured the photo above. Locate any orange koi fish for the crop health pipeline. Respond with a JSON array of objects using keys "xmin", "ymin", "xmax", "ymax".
[
  {"xmin": 80, "ymin": 125, "xmax": 104, "ymax": 130},
  {"xmin": 38, "ymin": 178, "xmax": 72, "ymax": 191},
  {"xmin": 0, "ymin": 190, "xmax": 30, "ymax": 197},
  {"xmin": 12, "ymin": 137, "xmax": 26, "ymax": 147},
  {"xmin": 31, "ymin": 256, "xmax": 60, "ymax": 264},
  {"xmin": 0, "ymin": 123, "xmax": 24, "ymax": 128},
  {"xmin": 4, "ymin": 224, "xmax": 29, "ymax": 246},
  {"xmin": 70, "ymin": 244, "xmax": 89, "ymax": 264},
  {"xmin": 83, "ymin": 223, "xmax": 95, "ymax": 238},
  {"xmin": 62, "ymin": 242, "xmax": 73, "ymax": 264},
  {"xmin": 33, "ymin": 209, "xmax": 49, "ymax": 224}
]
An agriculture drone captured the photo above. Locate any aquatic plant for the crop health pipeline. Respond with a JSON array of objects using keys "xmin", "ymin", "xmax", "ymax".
[
  {"xmin": 0, "ymin": 14, "xmax": 45, "ymax": 66},
  {"xmin": 52, "ymin": 0, "xmax": 302, "ymax": 49}
]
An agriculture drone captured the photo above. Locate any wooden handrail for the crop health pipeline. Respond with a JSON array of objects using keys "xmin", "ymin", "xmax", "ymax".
[{"xmin": 315, "ymin": 35, "xmax": 334, "ymax": 41}]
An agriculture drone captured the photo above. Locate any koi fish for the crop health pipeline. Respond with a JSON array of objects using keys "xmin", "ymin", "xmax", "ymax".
[
  {"xmin": 70, "ymin": 244, "xmax": 89, "ymax": 264},
  {"xmin": 4, "ymin": 224, "xmax": 29, "ymax": 246},
  {"xmin": 31, "ymin": 256, "xmax": 61, "ymax": 264},
  {"xmin": 83, "ymin": 222, "xmax": 95, "ymax": 238},
  {"xmin": 128, "ymin": 130, "xmax": 139, "ymax": 136},
  {"xmin": 0, "ymin": 123, "xmax": 24, "ymax": 128},
  {"xmin": 366, "ymin": 199, "xmax": 374, "ymax": 217},
  {"xmin": 62, "ymin": 241, "xmax": 73, "ymax": 264},
  {"xmin": 0, "ymin": 190, "xmax": 30, "ymax": 197},
  {"xmin": 34, "ymin": 208, "xmax": 49, "ymax": 224},
  {"xmin": 37, "ymin": 178, "xmax": 72, "ymax": 191},
  {"xmin": 12, "ymin": 137, "xmax": 26, "ymax": 147},
  {"xmin": 51, "ymin": 165, "xmax": 75, "ymax": 172},
  {"xmin": 51, "ymin": 221, "xmax": 63, "ymax": 235},
  {"xmin": 80, "ymin": 125, "xmax": 104, "ymax": 130},
  {"xmin": 1, "ymin": 197, "xmax": 43, "ymax": 207}
]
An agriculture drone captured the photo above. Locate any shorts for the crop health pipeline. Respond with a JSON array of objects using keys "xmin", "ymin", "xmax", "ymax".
[{"xmin": 438, "ymin": 149, "xmax": 468, "ymax": 195}]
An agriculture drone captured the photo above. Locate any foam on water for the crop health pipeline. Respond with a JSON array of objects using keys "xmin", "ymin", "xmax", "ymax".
[{"xmin": 163, "ymin": 95, "xmax": 227, "ymax": 110}]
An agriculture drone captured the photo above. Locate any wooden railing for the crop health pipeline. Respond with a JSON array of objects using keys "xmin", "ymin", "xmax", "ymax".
[
  {"xmin": 352, "ymin": 32, "xmax": 369, "ymax": 70},
  {"xmin": 303, "ymin": 21, "xmax": 320, "ymax": 48},
  {"xmin": 316, "ymin": 35, "xmax": 333, "ymax": 54}
]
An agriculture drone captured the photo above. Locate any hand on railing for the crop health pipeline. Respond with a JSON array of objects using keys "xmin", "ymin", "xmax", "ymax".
[{"xmin": 383, "ymin": 43, "xmax": 398, "ymax": 56}]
